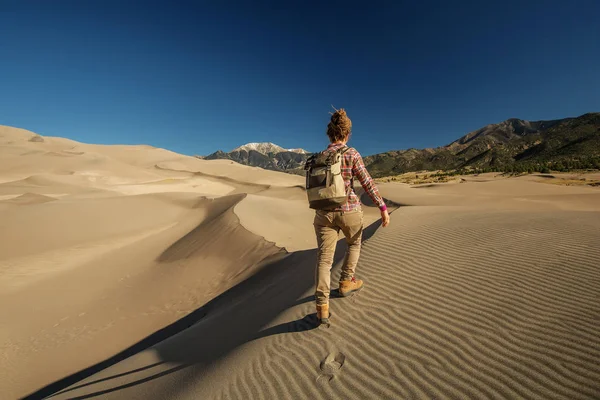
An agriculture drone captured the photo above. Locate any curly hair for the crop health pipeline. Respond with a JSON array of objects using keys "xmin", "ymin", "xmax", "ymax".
[{"xmin": 326, "ymin": 108, "xmax": 352, "ymax": 143}]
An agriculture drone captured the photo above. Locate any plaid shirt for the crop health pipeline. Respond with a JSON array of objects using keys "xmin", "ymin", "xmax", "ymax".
[{"xmin": 325, "ymin": 143, "xmax": 387, "ymax": 212}]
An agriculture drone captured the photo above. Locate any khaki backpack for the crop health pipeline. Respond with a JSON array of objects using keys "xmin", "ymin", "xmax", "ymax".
[{"xmin": 304, "ymin": 146, "xmax": 352, "ymax": 210}]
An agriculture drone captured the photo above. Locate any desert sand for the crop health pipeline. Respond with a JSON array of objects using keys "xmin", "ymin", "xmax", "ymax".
[{"xmin": 1, "ymin": 125, "xmax": 599, "ymax": 399}]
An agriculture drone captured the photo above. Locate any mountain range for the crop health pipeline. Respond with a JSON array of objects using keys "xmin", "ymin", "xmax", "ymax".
[
  {"xmin": 201, "ymin": 142, "xmax": 310, "ymax": 175},
  {"xmin": 200, "ymin": 112, "xmax": 600, "ymax": 177},
  {"xmin": 231, "ymin": 142, "xmax": 308, "ymax": 154}
]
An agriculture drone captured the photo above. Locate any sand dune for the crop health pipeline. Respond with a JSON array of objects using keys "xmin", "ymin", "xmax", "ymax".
[
  {"xmin": 43, "ymin": 207, "xmax": 600, "ymax": 400},
  {"xmin": 377, "ymin": 179, "xmax": 600, "ymax": 211},
  {"xmin": 0, "ymin": 126, "xmax": 300, "ymax": 399},
  {"xmin": 1, "ymin": 125, "xmax": 599, "ymax": 399},
  {"xmin": 1, "ymin": 190, "xmax": 291, "ymax": 399}
]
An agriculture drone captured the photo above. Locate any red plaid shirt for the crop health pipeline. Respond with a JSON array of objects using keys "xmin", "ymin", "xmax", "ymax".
[{"xmin": 325, "ymin": 143, "xmax": 387, "ymax": 212}]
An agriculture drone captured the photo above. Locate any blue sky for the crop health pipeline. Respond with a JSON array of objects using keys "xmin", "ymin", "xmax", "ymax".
[{"xmin": 1, "ymin": 0, "xmax": 599, "ymax": 157}]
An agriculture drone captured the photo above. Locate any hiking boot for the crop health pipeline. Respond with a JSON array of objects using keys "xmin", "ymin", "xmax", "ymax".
[
  {"xmin": 339, "ymin": 276, "xmax": 363, "ymax": 297},
  {"xmin": 316, "ymin": 304, "xmax": 330, "ymax": 324}
]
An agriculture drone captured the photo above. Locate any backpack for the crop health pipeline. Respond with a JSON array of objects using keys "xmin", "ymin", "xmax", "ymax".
[{"xmin": 304, "ymin": 146, "xmax": 352, "ymax": 210}]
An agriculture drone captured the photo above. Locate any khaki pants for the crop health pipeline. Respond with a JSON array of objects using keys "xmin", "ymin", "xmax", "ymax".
[{"xmin": 313, "ymin": 208, "xmax": 364, "ymax": 305}]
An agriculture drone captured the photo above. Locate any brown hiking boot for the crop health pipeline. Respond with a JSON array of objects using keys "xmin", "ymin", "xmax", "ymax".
[
  {"xmin": 339, "ymin": 276, "xmax": 363, "ymax": 297},
  {"xmin": 316, "ymin": 304, "xmax": 330, "ymax": 324}
]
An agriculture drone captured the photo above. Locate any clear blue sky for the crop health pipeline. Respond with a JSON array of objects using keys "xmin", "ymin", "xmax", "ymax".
[{"xmin": 1, "ymin": 1, "xmax": 599, "ymax": 157}]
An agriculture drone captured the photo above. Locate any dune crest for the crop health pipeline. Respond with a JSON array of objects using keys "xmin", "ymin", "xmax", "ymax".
[{"xmin": 0, "ymin": 126, "xmax": 301, "ymax": 399}]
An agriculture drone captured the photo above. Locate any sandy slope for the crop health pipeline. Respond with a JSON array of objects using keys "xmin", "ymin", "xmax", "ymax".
[
  {"xmin": 0, "ymin": 126, "xmax": 301, "ymax": 399},
  {"xmin": 45, "ymin": 196, "xmax": 600, "ymax": 400},
  {"xmin": 2, "ymin": 125, "xmax": 600, "ymax": 399}
]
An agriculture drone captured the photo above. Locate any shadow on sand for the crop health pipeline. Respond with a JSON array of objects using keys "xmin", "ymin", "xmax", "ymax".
[{"xmin": 25, "ymin": 216, "xmax": 385, "ymax": 400}]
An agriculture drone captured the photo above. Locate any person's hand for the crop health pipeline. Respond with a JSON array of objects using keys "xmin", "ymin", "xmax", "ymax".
[{"xmin": 381, "ymin": 209, "xmax": 390, "ymax": 227}]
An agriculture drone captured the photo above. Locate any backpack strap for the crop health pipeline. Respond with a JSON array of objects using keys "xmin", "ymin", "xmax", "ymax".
[
  {"xmin": 304, "ymin": 154, "xmax": 316, "ymax": 170},
  {"xmin": 337, "ymin": 146, "xmax": 354, "ymax": 194}
]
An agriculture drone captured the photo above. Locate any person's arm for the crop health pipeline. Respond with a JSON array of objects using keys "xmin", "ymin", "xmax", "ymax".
[
  {"xmin": 352, "ymin": 151, "xmax": 390, "ymax": 227},
  {"xmin": 352, "ymin": 151, "xmax": 387, "ymax": 211},
  {"xmin": 352, "ymin": 151, "xmax": 386, "ymax": 210}
]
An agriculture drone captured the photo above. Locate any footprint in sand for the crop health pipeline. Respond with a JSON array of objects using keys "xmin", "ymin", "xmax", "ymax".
[{"xmin": 317, "ymin": 352, "xmax": 346, "ymax": 383}]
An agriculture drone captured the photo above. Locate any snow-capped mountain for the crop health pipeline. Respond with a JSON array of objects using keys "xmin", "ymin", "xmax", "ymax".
[
  {"xmin": 286, "ymin": 148, "xmax": 309, "ymax": 154},
  {"xmin": 232, "ymin": 142, "xmax": 308, "ymax": 155},
  {"xmin": 204, "ymin": 142, "xmax": 312, "ymax": 175}
]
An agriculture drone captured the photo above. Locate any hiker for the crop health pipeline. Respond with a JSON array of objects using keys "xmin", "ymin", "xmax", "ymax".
[{"xmin": 304, "ymin": 108, "xmax": 390, "ymax": 325}]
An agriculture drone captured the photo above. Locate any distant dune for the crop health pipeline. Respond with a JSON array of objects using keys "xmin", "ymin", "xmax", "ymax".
[{"xmin": 1, "ymin": 125, "xmax": 599, "ymax": 399}]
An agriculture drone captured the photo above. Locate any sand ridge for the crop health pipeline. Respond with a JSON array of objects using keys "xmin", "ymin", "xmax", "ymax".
[
  {"xmin": 44, "ymin": 206, "xmax": 600, "ymax": 400},
  {"xmin": 0, "ymin": 126, "xmax": 302, "ymax": 399}
]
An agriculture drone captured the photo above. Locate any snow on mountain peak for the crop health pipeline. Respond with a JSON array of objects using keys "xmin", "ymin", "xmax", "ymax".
[{"xmin": 232, "ymin": 142, "xmax": 308, "ymax": 154}]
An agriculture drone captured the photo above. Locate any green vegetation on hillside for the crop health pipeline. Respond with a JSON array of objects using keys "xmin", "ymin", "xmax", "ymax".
[{"xmin": 364, "ymin": 112, "xmax": 600, "ymax": 177}]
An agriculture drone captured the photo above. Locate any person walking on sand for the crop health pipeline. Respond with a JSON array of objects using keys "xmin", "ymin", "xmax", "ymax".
[{"xmin": 304, "ymin": 108, "xmax": 390, "ymax": 325}]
